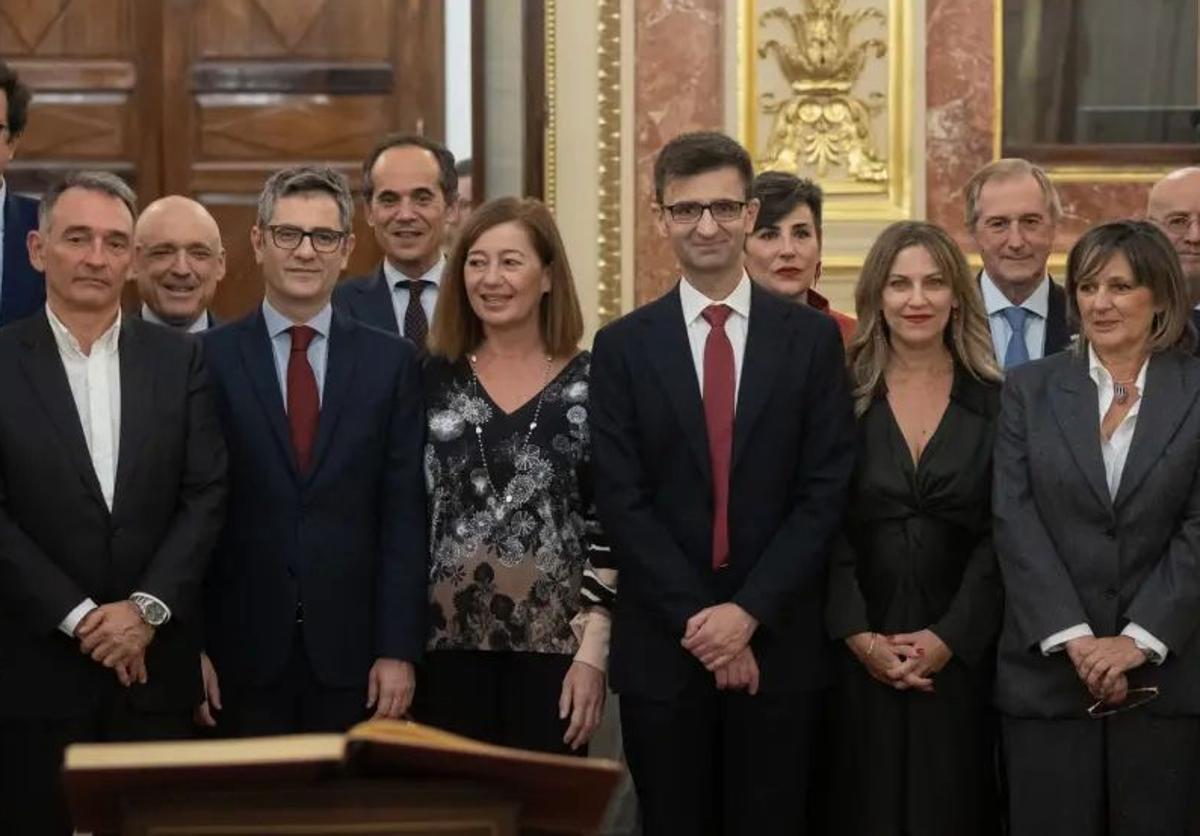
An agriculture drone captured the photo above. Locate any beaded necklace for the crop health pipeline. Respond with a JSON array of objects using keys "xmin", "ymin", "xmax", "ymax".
[{"xmin": 467, "ymin": 352, "xmax": 553, "ymax": 505}]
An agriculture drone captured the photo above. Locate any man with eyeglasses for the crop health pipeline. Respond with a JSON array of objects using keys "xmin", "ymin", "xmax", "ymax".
[
  {"xmin": 333, "ymin": 134, "xmax": 458, "ymax": 349},
  {"xmin": 0, "ymin": 59, "xmax": 44, "ymax": 326},
  {"xmin": 965, "ymin": 157, "xmax": 1073, "ymax": 370},
  {"xmin": 131, "ymin": 196, "xmax": 224, "ymax": 332},
  {"xmin": 1148, "ymin": 167, "xmax": 1200, "ymax": 343},
  {"xmin": 198, "ymin": 166, "xmax": 427, "ymax": 736},
  {"xmin": 591, "ymin": 131, "xmax": 855, "ymax": 835}
]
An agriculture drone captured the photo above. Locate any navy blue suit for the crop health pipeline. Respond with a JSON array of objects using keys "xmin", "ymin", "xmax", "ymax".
[
  {"xmin": 333, "ymin": 267, "xmax": 400, "ymax": 334},
  {"xmin": 0, "ymin": 189, "xmax": 44, "ymax": 326},
  {"xmin": 201, "ymin": 307, "xmax": 427, "ymax": 733}
]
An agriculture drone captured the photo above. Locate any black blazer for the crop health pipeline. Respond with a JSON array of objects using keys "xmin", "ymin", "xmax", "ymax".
[
  {"xmin": 130, "ymin": 306, "xmax": 219, "ymax": 331},
  {"xmin": 0, "ymin": 312, "xmax": 227, "ymax": 717},
  {"xmin": 201, "ymin": 308, "xmax": 427, "ymax": 694},
  {"xmin": 994, "ymin": 349, "xmax": 1200, "ymax": 717},
  {"xmin": 0, "ymin": 189, "xmax": 44, "ymax": 326},
  {"xmin": 591, "ymin": 282, "xmax": 856, "ymax": 698},
  {"xmin": 333, "ymin": 267, "xmax": 400, "ymax": 334}
]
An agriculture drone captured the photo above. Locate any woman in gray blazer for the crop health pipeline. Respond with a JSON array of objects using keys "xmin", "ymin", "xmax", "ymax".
[{"xmin": 994, "ymin": 220, "xmax": 1200, "ymax": 835}]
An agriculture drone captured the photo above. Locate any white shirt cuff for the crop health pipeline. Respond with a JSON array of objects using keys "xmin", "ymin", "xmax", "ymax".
[
  {"xmin": 59, "ymin": 598, "xmax": 98, "ymax": 637},
  {"xmin": 1121, "ymin": 622, "xmax": 1168, "ymax": 664},
  {"xmin": 1040, "ymin": 623, "xmax": 1094, "ymax": 655}
]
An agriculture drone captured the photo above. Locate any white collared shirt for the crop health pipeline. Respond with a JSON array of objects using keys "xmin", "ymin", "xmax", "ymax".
[
  {"xmin": 1040, "ymin": 347, "xmax": 1167, "ymax": 663},
  {"xmin": 384, "ymin": 256, "xmax": 443, "ymax": 337},
  {"xmin": 48, "ymin": 306, "xmax": 174, "ymax": 635},
  {"xmin": 141, "ymin": 302, "xmax": 210, "ymax": 334},
  {"xmin": 981, "ymin": 271, "xmax": 1051, "ymax": 361},
  {"xmin": 679, "ymin": 273, "xmax": 752, "ymax": 405}
]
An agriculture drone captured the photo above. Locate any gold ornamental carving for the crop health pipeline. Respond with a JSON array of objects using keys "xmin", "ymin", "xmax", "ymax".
[{"xmin": 757, "ymin": 0, "xmax": 889, "ymax": 183}]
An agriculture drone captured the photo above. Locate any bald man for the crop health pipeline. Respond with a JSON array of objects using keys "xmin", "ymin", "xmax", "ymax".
[
  {"xmin": 1148, "ymin": 167, "xmax": 1200, "ymax": 308},
  {"xmin": 132, "ymin": 195, "xmax": 225, "ymax": 332}
]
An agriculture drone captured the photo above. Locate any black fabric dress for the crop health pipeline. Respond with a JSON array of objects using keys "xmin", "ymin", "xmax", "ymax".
[{"xmin": 826, "ymin": 367, "xmax": 1003, "ymax": 836}]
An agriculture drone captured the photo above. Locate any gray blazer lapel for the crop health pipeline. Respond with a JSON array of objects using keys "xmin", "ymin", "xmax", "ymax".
[
  {"xmin": 1048, "ymin": 354, "xmax": 1112, "ymax": 511},
  {"xmin": 1115, "ymin": 351, "xmax": 1200, "ymax": 507}
]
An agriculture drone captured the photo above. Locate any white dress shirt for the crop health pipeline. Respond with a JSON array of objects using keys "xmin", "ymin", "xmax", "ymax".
[
  {"xmin": 981, "ymin": 271, "xmax": 1050, "ymax": 361},
  {"xmin": 262, "ymin": 298, "xmax": 331, "ymax": 405},
  {"xmin": 1039, "ymin": 347, "xmax": 1167, "ymax": 663},
  {"xmin": 141, "ymin": 302, "xmax": 210, "ymax": 334},
  {"xmin": 48, "ymin": 306, "xmax": 173, "ymax": 635},
  {"xmin": 679, "ymin": 273, "xmax": 752, "ymax": 405},
  {"xmin": 384, "ymin": 256, "xmax": 442, "ymax": 338}
]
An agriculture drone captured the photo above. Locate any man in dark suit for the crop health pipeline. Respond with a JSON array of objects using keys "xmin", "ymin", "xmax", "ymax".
[
  {"xmin": 200, "ymin": 165, "xmax": 427, "ymax": 736},
  {"xmin": 131, "ymin": 195, "xmax": 224, "ymax": 332},
  {"xmin": 0, "ymin": 60, "xmax": 45, "ymax": 326},
  {"xmin": 965, "ymin": 158, "xmax": 1072, "ymax": 369},
  {"xmin": 332, "ymin": 135, "xmax": 458, "ymax": 345},
  {"xmin": 1147, "ymin": 167, "xmax": 1200, "ymax": 343},
  {"xmin": 0, "ymin": 172, "xmax": 228, "ymax": 835},
  {"xmin": 591, "ymin": 132, "xmax": 856, "ymax": 836}
]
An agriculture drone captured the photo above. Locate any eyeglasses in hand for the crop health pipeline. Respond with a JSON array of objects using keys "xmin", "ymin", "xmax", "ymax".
[{"xmin": 1086, "ymin": 686, "xmax": 1159, "ymax": 719}]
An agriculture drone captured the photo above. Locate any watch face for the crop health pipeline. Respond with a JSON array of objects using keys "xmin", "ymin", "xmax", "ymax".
[{"xmin": 145, "ymin": 601, "xmax": 167, "ymax": 624}]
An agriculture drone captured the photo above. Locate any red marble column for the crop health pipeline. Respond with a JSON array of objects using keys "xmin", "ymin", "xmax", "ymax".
[{"xmin": 633, "ymin": 0, "xmax": 726, "ymax": 305}]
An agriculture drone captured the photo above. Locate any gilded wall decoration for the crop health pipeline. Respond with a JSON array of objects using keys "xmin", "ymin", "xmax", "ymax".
[{"xmin": 757, "ymin": 1, "xmax": 888, "ymax": 183}]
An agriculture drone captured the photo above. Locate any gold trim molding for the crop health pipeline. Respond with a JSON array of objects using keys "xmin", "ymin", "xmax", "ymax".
[
  {"xmin": 596, "ymin": 0, "xmax": 623, "ymax": 324},
  {"xmin": 737, "ymin": 0, "xmax": 914, "ymax": 221},
  {"xmin": 544, "ymin": 0, "xmax": 558, "ymax": 211}
]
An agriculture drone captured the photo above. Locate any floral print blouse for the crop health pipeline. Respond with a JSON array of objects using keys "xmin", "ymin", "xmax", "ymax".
[{"xmin": 423, "ymin": 351, "xmax": 613, "ymax": 655}]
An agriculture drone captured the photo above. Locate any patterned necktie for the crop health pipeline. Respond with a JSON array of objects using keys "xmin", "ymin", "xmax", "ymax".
[
  {"xmin": 287, "ymin": 325, "xmax": 319, "ymax": 472},
  {"xmin": 1002, "ymin": 306, "xmax": 1031, "ymax": 369},
  {"xmin": 701, "ymin": 304, "xmax": 735, "ymax": 570},
  {"xmin": 403, "ymin": 279, "xmax": 430, "ymax": 349}
]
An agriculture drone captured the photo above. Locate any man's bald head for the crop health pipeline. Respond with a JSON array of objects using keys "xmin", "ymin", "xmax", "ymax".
[
  {"xmin": 133, "ymin": 195, "xmax": 225, "ymax": 328},
  {"xmin": 1148, "ymin": 168, "xmax": 1200, "ymax": 302}
]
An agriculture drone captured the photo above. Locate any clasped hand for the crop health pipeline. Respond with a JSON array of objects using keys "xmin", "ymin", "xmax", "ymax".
[
  {"xmin": 76, "ymin": 602, "xmax": 154, "ymax": 687},
  {"xmin": 1066, "ymin": 636, "xmax": 1146, "ymax": 705},
  {"xmin": 847, "ymin": 629, "xmax": 952, "ymax": 693},
  {"xmin": 682, "ymin": 603, "xmax": 758, "ymax": 671}
]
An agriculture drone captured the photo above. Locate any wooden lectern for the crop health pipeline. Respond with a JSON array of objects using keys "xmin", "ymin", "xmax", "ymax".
[{"xmin": 63, "ymin": 719, "xmax": 622, "ymax": 835}]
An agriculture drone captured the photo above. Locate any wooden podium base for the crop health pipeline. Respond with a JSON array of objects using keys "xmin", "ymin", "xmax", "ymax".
[{"xmin": 118, "ymin": 782, "xmax": 519, "ymax": 836}]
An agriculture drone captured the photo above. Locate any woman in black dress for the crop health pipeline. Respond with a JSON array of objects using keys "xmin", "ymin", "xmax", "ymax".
[
  {"xmin": 415, "ymin": 197, "xmax": 614, "ymax": 754},
  {"xmin": 826, "ymin": 221, "xmax": 1003, "ymax": 835}
]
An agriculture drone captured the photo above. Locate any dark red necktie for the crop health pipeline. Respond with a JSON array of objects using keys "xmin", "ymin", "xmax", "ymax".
[
  {"xmin": 701, "ymin": 304, "xmax": 735, "ymax": 570},
  {"xmin": 287, "ymin": 325, "xmax": 319, "ymax": 472},
  {"xmin": 403, "ymin": 279, "xmax": 429, "ymax": 349}
]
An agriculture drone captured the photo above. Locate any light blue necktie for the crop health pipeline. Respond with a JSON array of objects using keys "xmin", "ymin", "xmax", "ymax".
[{"xmin": 1001, "ymin": 306, "xmax": 1031, "ymax": 369}]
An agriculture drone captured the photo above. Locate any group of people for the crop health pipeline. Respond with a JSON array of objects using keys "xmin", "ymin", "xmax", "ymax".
[{"xmin": 1, "ymin": 55, "xmax": 1200, "ymax": 836}]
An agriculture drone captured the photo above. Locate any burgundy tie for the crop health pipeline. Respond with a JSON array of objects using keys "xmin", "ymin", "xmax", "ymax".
[
  {"xmin": 287, "ymin": 325, "xmax": 319, "ymax": 472},
  {"xmin": 403, "ymin": 279, "xmax": 429, "ymax": 349},
  {"xmin": 701, "ymin": 304, "xmax": 735, "ymax": 570}
]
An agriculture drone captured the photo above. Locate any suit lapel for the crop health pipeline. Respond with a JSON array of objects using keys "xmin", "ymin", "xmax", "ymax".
[
  {"xmin": 306, "ymin": 310, "xmax": 359, "ymax": 483},
  {"xmin": 1048, "ymin": 353, "xmax": 1112, "ymax": 511},
  {"xmin": 111, "ymin": 320, "xmax": 155, "ymax": 513},
  {"xmin": 361, "ymin": 266, "xmax": 400, "ymax": 334},
  {"xmin": 1044, "ymin": 278, "xmax": 1071, "ymax": 355},
  {"xmin": 237, "ymin": 310, "xmax": 298, "ymax": 479},
  {"xmin": 17, "ymin": 312, "xmax": 106, "ymax": 508},
  {"xmin": 1190, "ymin": 309, "xmax": 1200, "ymax": 356},
  {"xmin": 1115, "ymin": 351, "xmax": 1199, "ymax": 508},
  {"xmin": 643, "ymin": 286, "xmax": 712, "ymax": 482},
  {"xmin": 732, "ymin": 285, "xmax": 789, "ymax": 470}
]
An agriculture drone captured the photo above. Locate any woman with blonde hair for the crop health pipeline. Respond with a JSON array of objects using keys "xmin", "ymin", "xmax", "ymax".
[
  {"xmin": 827, "ymin": 221, "xmax": 1003, "ymax": 834},
  {"xmin": 415, "ymin": 197, "xmax": 613, "ymax": 754}
]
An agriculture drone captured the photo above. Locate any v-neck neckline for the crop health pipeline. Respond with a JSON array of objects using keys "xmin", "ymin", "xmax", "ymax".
[{"xmin": 469, "ymin": 352, "xmax": 580, "ymax": 420}]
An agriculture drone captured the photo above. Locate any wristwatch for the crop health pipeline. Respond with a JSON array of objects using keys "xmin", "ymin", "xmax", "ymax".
[{"xmin": 130, "ymin": 593, "xmax": 170, "ymax": 627}]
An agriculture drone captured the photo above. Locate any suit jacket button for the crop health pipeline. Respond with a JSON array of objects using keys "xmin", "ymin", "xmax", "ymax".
[
  {"xmin": 1104, "ymin": 588, "xmax": 1118, "ymax": 599},
  {"xmin": 1104, "ymin": 527, "xmax": 1116, "ymax": 539}
]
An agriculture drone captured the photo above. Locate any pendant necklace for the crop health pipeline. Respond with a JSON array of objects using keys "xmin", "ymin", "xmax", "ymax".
[
  {"xmin": 1113, "ymin": 377, "xmax": 1137, "ymax": 405},
  {"xmin": 468, "ymin": 352, "xmax": 553, "ymax": 505}
]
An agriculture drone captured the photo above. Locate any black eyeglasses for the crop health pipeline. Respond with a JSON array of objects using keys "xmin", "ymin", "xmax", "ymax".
[
  {"xmin": 662, "ymin": 200, "xmax": 747, "ymax": 225},
  {"xmin": 1086, "ymin": 686, "xmax": 1159, "ymax": 718},
  {"xmin": 267, "ymin": 225, "xmax": 347, "ymax": 253}
]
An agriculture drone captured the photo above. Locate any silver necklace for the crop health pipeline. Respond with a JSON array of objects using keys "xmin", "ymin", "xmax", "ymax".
[
  {"xmin": 468, "ymin": 352, "xmax": 553, "ymax": 505},
  {"xmin": 1113, "ymin": 377, "xmax": 1137, "ymax": 406}
]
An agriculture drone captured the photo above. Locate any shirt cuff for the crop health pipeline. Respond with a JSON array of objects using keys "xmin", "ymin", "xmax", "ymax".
[
  {"xmin": 132, "ymin": 591, "xmax": 172, "ymax": 625},
  {"xmin": 59, "ymin": 599, "xmax": 99, "ymax": 637},
  {"xmin": 1040, "ymin": 623, "xmax": 1094, "ymax": 655},
  {"xmin": 1121, "ymin": 622, "xmax": 1168, "ymax": 664}
]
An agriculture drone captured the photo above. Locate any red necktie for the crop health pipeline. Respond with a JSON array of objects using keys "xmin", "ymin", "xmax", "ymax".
[
  {"xmin": 287, "ymin": 325, "xmax": 319, "ymax": 472},
  {"xmin": 701, "ymin": 304, "xmax": 735, "ymax": 570}
]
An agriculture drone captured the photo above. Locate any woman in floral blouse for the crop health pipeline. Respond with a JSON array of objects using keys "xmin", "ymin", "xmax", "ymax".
[{"xmin": 415, "ymin": 196, "xmax": 614, "ymax": 754}]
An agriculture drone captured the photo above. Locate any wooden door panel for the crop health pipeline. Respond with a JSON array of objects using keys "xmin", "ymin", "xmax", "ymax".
[
  {"xmin": 192, "ymin": 0, "xmax": 392, "ymax": 59},
  {"xmin": 0, "ymin": 0, "xmax": 133, "ymax": 57},
  {"xmin": 196, "ymin": 94, "xmax": 392, "ymax": 160}
]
